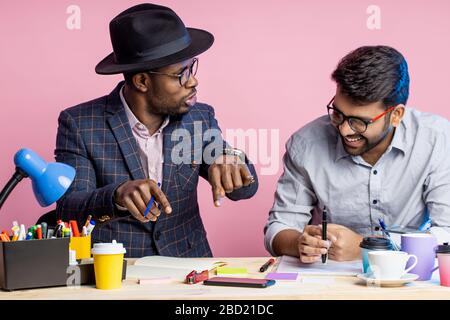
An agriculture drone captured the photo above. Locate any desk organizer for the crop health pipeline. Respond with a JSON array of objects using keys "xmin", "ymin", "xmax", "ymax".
[
  {"xmin": 0, "ymin": 237, "xmax": 70, "ymax": 291},
  {"xmin": 0, "ymin": 238, "xmax": 127, "ymax": 291},
  {"xmin": 70, "ymin": 235, "xmax": 91, "ymax": 259}
]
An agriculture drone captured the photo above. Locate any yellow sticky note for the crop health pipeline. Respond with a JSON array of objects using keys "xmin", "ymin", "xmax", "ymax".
[{"xmin": 216, "ymin": 267, "xmax": 248, "ymax": 275}]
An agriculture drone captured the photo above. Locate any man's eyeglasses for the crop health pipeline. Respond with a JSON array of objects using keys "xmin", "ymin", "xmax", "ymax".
[
  {"xmin": 326, "ymin": 96, "xmax": 395, "ymax": 134},
  {"xmin": 147, "ymin": 58, "xmax": 198, "ymax": 87}
]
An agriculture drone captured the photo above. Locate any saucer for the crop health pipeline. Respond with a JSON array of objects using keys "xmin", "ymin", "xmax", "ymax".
[{"xmin": 357, "ymin": 273, "xmax": 419, "ymax": 287}]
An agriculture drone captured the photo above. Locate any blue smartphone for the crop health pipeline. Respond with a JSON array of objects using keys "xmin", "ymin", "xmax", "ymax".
[{"xmin": 203, "ymin": 277, "xmax": 275, "ymax": 288}]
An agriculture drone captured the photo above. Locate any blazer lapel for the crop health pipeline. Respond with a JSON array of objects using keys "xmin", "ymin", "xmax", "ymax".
[{"xmin": 105, "ymin": 83, "xmax": 146, "ymax": 181}]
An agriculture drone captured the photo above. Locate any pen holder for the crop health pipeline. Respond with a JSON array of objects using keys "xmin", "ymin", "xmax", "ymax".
[
  {"xmin": 69, "ymin": 235, "xmax": 91, "ymax": 260},
  {"xmin": 0, "ymin": 238, "xmax": 70, "ymax": 291}
]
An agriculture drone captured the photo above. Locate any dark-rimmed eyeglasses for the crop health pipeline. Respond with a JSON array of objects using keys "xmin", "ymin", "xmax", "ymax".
[
  {"xmin": 326, "ymin": 96, "xmax": 395, "ymax": 134},
  {"xmin": 147, "ymin": 58, "xmax": 198, "ymax": 87}
]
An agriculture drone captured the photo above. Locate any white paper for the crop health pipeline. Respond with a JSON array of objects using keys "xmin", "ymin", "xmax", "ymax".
[
  {"xmin": 127, "ymin": 256, "xmax": 226, "ymax": 281},
  {"xmin": 126, "ymin": 265, "xmax": 191, "ymax": 281},
  {"xmin": 276, "ymin": 255, "xmax": 361, "ymax": 276},
  {"xmin": 430, "ymin": 227, "xmax": 450, "ymax": 244},
  {"xmin": 134, "ymin": 256, "xmax": 223, "ymax": 271}
]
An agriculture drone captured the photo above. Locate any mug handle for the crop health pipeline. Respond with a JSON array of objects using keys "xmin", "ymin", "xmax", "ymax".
[{"xmin": 403, "ymin": 254, "xmax": 418, "ymax": 275}]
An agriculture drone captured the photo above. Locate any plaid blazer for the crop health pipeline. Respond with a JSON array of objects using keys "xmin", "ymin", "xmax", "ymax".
[{"xmin": 55, "ymin": 82, "xmax": 258, "ymax": 258}]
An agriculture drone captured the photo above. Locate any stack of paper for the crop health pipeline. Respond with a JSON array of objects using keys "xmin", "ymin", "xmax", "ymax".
[{"xmin": 126, "ymin": 256, "xmax": 225, "ymax": 281}]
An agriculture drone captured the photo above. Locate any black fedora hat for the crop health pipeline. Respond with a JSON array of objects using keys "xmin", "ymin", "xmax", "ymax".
[{"xmin": 95, "ymin": 3, "xmax": 214, "ymax": 75}]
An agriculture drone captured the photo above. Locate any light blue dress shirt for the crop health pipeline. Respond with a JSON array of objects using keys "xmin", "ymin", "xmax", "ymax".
[{"xmin": 264, "ymin": 108, "xmax": 450, "ymax": 255}]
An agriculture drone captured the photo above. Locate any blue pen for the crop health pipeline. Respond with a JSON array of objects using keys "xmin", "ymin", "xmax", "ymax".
[
  {"xmin": 378, "ymin": 218, "xmax": 400, "ymax": 250},
  {"xmin": 143, "ymin": 182, "xmax": 161, "ymax": 218},
  {"xmin": 418, "ymin": 207, "xmax": 432, "ymax": 232}
]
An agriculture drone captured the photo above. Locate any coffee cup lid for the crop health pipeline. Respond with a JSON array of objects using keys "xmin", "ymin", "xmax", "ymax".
[
  {"xmin": 360, "ymin": 236, "xmax": 393, "ymax": 250},
  {"xmin": 436, "ymin": 242, "xmax": 450, "ymax": 254},
  {"xmin": 91, "ymin": 240, "xmax": 126, "ymax": 255}
]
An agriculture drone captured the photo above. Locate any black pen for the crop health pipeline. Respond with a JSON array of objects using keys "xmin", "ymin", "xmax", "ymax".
[{"xmin": 322, "ymin": 208, "xmax": 328, "ymax": 264}]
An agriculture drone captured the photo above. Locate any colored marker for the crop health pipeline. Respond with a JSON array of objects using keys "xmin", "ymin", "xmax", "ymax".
[
  {"xmin": 30, "ymin": 225, "xmax": 37, "ymax": 238},
  {"xmin": 70, "ymin": 220, "xmax": 80, "ymax": 237},
  {"xmin": 19, "ymin": 224, "xmax": 26, "ymax": 241},
  {"xmin": 0, "ymin": 232, "xmax": 10, "ymax": 242},
  {"xmin": 36, "ymin": 225, "xmax": 43, "ymax": 240},
  {"xmin": 259, "ymin": 258, "xmax": 276, "ymax": 272},
  {"xmin": 11, "ymin": 221, "xmax": 20, "ymax": 235},
  {"xmin": 41, "ymin": 222, "xmax": 48, "ymax": 239},
  {"xmin": 54, "ymin": 224, "xmax": 63, "ymax": 238},
  {"xmin": 47, "ymin": 228, "xmax": 55, "ymax": 239},
  {"xmin": 63, "ymin": 228, "xmax": 71, "ymax": 238},
  {"xmin": 84, "ymin": 215, "xmax": 92, "ymax": 228},
  {"xmin": 86, "ymin": 220, "xmax": 95, "ymax": 235}
]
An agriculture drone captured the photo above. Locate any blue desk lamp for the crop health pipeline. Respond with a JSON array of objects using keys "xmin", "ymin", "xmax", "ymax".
[{"xmin": 0, "ymin": 148, "xmax": 76, "ymax": 209}]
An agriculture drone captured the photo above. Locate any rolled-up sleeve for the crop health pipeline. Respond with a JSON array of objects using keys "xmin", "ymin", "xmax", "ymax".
[{"xmin": 264, "ymin": 135, "xmax": 317, "ymax": 256}]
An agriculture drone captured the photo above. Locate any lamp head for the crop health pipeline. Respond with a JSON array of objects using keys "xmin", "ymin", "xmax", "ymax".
[{"xmin": 14, "ymin": 148, "xmax": 76, "ymax": 207}]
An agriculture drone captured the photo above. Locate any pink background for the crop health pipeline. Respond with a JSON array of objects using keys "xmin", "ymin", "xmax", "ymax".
[{"xmin": 0, "ymin": 0, "xmax": 449, "ymax": 257}]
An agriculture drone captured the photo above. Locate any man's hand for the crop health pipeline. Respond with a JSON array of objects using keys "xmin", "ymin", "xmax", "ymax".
[
  {"xmin": 326, "ymin": 224, "xmax": 363, "ymax": 261},
  {"xmin": 208, "ymin": 155, "xmax": 254, "ymax": 207},
  {"xmin": 114, "ymin": 179, "xmax": 172, "ymax": 223},
  {"xmin": 297, "ymin": 225, "xmax": 336, "ymax": 263}
]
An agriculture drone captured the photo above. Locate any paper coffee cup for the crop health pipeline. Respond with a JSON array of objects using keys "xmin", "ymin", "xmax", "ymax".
[
  {"xmin": 436, "ymin": 243, "xmax": 450, "ymax": 287},
  {"xmin": 359, "ymin": 237, "xmax": 393, "ymax": 273},
  {"xmin": 91, "ymin": 240, "xmax": 126, "ymax": 290}
]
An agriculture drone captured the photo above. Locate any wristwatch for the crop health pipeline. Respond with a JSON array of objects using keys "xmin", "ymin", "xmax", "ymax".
[{"xmin": 223, "ymin": 148, "xmax": 246, "ymax": 163}]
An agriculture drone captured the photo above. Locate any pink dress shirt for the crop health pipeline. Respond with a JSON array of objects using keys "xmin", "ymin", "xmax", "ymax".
[{"xmin": 120, "ymin": 86, "xmax": 169, "ymax": 184}]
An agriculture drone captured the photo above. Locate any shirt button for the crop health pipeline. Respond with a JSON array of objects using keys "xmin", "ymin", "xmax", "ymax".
[
  {"xmin": 373, "ymin": 170, "xmax": 378, "ymax": 175},
  {"xmin": 154, "ymin": 231, "xmax": 161, "ymax": 241},
  {"xmin": 373, "ymin": 200, "xmax": 378, "ymax": 205}
]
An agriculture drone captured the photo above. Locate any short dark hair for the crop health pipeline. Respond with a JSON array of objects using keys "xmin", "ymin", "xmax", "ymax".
[{"xmin": 331, "ymin": 45, "xmax": 410, "ymax": 108}]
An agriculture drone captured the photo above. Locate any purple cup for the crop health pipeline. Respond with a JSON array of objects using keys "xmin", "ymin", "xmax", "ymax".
[{"xmin": 401, "ymin": 233, "xmax": 437, "ymax": 281}]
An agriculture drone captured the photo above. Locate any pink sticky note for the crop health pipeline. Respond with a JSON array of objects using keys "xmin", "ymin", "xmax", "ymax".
[{"xmin": 265, "ymin": 272, "xmax": 298, "ymax": 280}]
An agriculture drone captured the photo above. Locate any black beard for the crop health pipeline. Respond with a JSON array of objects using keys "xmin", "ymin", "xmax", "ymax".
[
  {"xmin": 149, "ymin": 101, "xmax": 189, "ymax": 116},
  {"xmin": 343, "ymin": 125, "xmax": 394, "ymax": 156}
]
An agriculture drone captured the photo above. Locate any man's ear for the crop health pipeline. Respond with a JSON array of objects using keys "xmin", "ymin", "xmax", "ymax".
[
  {"xmin": 391, "ymin": 104, "xmax": 405, "ymax": 127},
  {"xmin": 132, "ymin": 72, "xmax": 151, "ymax": 93}
]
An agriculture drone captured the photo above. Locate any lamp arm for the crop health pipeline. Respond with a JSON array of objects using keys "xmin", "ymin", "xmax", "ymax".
[{"xmin": 0, "ymin": 169, "xmax": 28, "ymax": 210}]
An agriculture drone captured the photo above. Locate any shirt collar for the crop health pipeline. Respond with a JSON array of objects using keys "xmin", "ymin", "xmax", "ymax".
[
  {"xmin": 119, "ymin": 85, "xmax": 169, "ymax": 137},
  {"xmin": 389, "ymin": 108, "xmax": 409, "ymax": 154},
  {"xmin": 335, "ymin": 134, "xmax": 350, "ymax": 162}
]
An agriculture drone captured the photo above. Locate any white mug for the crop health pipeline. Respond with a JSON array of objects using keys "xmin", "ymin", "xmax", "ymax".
[{"xmin": 368, "ymin": 250, "xmax": 418, "ymax": 279}]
